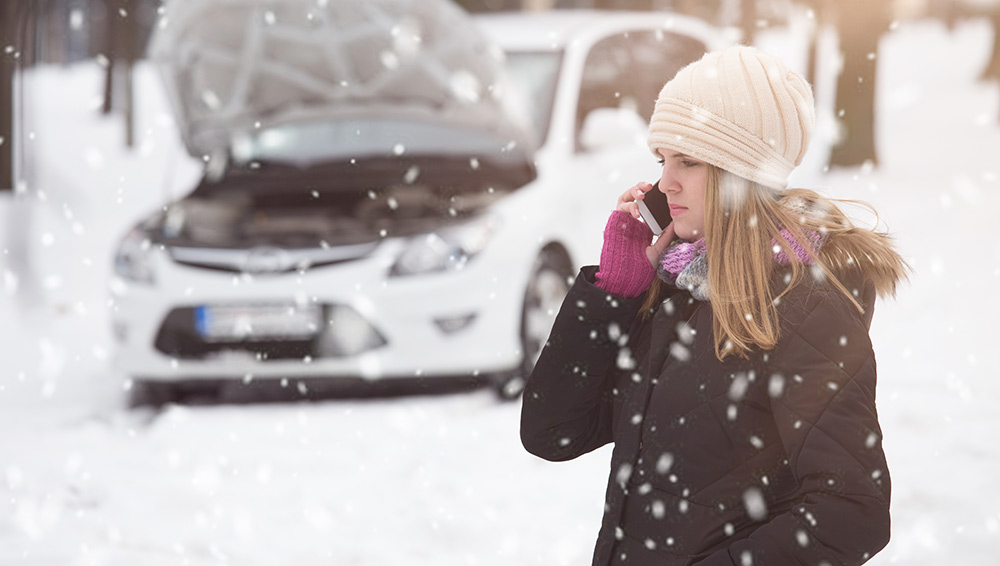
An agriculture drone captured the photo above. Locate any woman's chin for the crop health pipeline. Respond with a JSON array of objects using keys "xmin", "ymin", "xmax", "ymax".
[{"xmin": 674, "ymin": 226, "xmax": 701, "ymax": 241}]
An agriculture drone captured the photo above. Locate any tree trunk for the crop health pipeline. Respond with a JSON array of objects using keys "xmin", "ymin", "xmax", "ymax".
[
  {"xmin": 102, "ymin": 0, "xmax": 116, "ymax": 114},
  {"xmin": 802, "ymin": 0, "xmax": 829, "ymax": 88},
  {"xmin": 741, "ymin": 0, "xmax": 757, "ymax": 45},
  {"xmin": 981, "ymin": 10, "xmax": 1000, "ymax": 82},
  {"xmin": 1, "ymin": 1, "xmax": 15, "ymax": 191},
  {"xmin": 3, "ymin": 0, "xmax": 42, "ymax": 308},
  {"xmin": 122, "ymin": 0, "xmax": 135, "ymax": 148},
  {"xmin": 828, "ymin": 0, "xmax": 890, "ymax": 168},
  {"xmin": 805, "ymin": 29, "xmax": 818, "ymax": 87},
  {"xmin": 102, "ymin": 0, "xmax": 137, "ymax": 148}
]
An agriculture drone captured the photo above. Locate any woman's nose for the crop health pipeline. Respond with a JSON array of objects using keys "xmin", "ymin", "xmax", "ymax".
[{"xmin": 659, "ymin": 169, "xmax": 678, "ymax": 193}]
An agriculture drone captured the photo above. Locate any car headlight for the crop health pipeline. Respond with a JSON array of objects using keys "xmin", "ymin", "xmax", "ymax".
[
  {"xmin": 114, "ymin": 227, "xmax": 156, "ymax": 284},
  {"xmin": 390, "ymin": 215, "xmax": 498, "ymax": 277}
]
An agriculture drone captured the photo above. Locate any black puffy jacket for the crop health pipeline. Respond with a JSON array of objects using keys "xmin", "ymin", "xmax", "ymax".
[{"xmin": 521, "ymin": 266, "xmax": 891, "ymax": 566}]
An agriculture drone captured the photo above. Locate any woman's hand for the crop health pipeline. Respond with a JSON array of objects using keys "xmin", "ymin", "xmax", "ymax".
[
  {"xmin": 615, "ymin": 182, "xmax": 676, "ymax": 268},
  {"xmin": 646, "ymin": 222, "xmax": 675, "ymax": 268},
  {"xmin": 616, "ymin": 181, "xmax": 653, "ymax": 219}
]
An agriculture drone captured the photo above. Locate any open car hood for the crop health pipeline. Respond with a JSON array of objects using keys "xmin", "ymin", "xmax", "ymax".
[{"xmin": 149, "ymin": 0, "xmax": 534, "ymax": 158}]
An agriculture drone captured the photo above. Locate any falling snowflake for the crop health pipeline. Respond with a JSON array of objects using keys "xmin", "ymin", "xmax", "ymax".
[
  {"xmin": 616, "ymin": 463, "xmax": 633, "ymax": 487},
  {"xmin": 675, "ymin": 321, "xmax": 696, "ymax": 345},
  {"xmin": 768, "ymin": 374, "xmax": 785, "ymax": 398},
  {"xmin": 655, "ymin": 452, "xmax": 674, "ymax": 474},
  {"xmin": 449, "ymin": 70, "xmax": 482, "ymax": 103},
  {"xmin": 404, "ymin": 165, "xmax": 420, "ymax": 184},
  {"xmin": 669, "ymin": 342, "xmax": 691, "ymax": 362},
  {"xmin": 728, "ymin": 374, "xmax": 749, "ymax": 401},
  {"xmin": 608, "ymin": 322, "xmax": 622, "ymax": 341},
  {"xmin": 616, "ymin": 348, "xmax": 636, "ymax": 370},
  {"xmin": 865, "ymin": 432, "xmax": 879, "ymax": 449},
  {"xmin": 380, "ymin": 50, "xmax": 400, "ymax": 70},
  {"xmin": 742, "ymin": 487, "xmax": 767, "ymax": 521}
]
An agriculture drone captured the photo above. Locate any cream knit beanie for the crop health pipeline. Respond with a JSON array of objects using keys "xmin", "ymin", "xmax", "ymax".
[{"xmin": 647, "ymin": 45, "xmax": 815, "ymax": 190}]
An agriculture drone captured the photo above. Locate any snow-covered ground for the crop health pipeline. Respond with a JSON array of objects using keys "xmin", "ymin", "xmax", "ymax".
[{"xmin": 2, "ymin": 14, "xmax": 999, "ymax": 566}]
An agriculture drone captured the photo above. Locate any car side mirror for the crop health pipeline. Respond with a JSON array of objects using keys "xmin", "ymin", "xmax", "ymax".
[{"xmin": 579, "ymin": 107, "xmax": 648, "ymax": 152}]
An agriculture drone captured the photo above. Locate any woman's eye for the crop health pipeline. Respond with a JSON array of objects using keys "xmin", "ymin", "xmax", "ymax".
[
  {"xmin": 681, "ymin": 160, "xmax": 700, "ymax": 168},
  {"xmin": 656, "ymin": 159, "xmax": 665, "ymax": 165}
]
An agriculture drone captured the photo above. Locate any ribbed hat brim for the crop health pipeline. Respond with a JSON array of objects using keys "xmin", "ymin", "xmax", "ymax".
[{"xmin": 647, "ymin": 98, "xmax": 795, "ymax": 190}]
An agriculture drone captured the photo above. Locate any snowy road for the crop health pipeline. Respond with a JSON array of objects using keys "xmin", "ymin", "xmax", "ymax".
[
  {"xmin": 0, "ymin": 389, "xmax": 614, "ymax": 566},
  {"xmin": 2, "ymin": 14, "xmax": 1000, "ymax": 566}
]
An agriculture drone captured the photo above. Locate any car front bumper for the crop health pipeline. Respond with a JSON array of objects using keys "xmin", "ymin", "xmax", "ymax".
[{"xmin": 110, "ymin": 239, "xmax": 531, "ymax": 383}]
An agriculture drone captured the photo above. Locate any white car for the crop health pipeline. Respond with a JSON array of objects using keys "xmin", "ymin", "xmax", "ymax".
[{"xmin": 110, "ymin": 3, "xmax": 722, "ymax": 406}]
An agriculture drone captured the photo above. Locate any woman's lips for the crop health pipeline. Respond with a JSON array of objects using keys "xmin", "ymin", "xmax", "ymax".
[{"xmin": 669, "ymin": 204, "xmax": 688, "ymax": 216}]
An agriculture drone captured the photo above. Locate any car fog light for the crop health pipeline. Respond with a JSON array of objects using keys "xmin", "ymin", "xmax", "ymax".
[
  {"xmin": 434, "ymin": 314, "xmax": 476, "ymax": 334},
  {"xmin": 317, "ymin": 305, "xmax": 386, "ymax": 357}
]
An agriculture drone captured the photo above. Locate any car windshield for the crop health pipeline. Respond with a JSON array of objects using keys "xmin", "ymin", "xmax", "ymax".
[
  {"xmin": 229, "ymin": 118, "xmax": 525, "ymax": 167},
  {"xmin": 502, "ymin": 51, "xmax": 562, "ymax": 144}
]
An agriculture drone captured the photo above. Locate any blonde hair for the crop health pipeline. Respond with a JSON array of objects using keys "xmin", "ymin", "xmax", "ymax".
[{"xmin": 640, "ymin": 165, "xmax": 909, "ymax": 360}]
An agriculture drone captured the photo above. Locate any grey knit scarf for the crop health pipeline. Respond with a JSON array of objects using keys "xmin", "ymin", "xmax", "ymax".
[{"xmin": 655, "ymin": 200, "xmax": 827, "ymax": 302}]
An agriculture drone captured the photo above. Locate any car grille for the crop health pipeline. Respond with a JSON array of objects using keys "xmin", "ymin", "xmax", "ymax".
[
  {"xmin": 153, "ymin": 303, "xmax": 386, "ymax": 360},
  {"xmin": 167, "ymin": 242, "xmax": 378, "ymax": 274}
]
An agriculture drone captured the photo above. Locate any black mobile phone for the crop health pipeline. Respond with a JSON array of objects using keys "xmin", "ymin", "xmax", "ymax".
[{"xmin": 636, "ymin": 180, "xmax": 671, "ymax": 235}]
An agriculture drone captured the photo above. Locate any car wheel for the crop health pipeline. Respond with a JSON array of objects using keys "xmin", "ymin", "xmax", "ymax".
[
  {"xmin": 495, "ymin": 247, "xmax": 573, "ymax": 400},
  {"xmin": 127, "ymin": 378, "xmax": 178, "ymax": 409}
]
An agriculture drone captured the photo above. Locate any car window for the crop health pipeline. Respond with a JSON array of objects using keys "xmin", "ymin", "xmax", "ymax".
[
  {"xmin": 575, "ymin": 30, "xmax": 706, "ymax": 151},
  {"xmin": 630, "ymin": 30, "xmax": 708, "ymax": 122},
  {"xmin": 576, "ymin": 34, "xmax": 636, "ymax": 147},
  {"xmin": 503, "ymin": 51, "xmax": 562, "ymax": 145}
]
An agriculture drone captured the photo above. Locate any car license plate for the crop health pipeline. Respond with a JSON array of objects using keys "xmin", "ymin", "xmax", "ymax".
[{"xmin": 195, "ymin": 303, "xmax": 322, "ymax": 342}]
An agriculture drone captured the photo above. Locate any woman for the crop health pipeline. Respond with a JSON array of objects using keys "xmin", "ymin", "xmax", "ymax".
[{"xmin": 520, "ymin": 45, "xmax": 908, "ymax": 566}]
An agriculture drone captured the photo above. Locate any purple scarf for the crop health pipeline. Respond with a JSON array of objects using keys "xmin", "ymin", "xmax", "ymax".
[{"xmin": 657, "ymin": 228, "xmax": 826, "ymax": 301}]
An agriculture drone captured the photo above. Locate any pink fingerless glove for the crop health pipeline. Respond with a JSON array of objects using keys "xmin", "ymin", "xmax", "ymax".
[{"xmin": 594, "ymin": 210, "xmax": 656, "ymax": 298}]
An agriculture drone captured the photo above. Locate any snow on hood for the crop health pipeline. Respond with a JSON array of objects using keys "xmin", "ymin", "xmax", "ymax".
[{"xmin": 149, "ymin": 0, "xmax": 534, "ymax": 158}]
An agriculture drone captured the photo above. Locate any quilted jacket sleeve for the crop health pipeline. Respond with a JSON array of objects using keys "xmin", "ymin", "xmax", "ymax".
[
  {"xmin": 696, "ymin": 286, "xmax": 891, "ymax": 566},
  {"xmin": 520, "ymin": 266, "xmax": 645, "ymax": 461}
]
